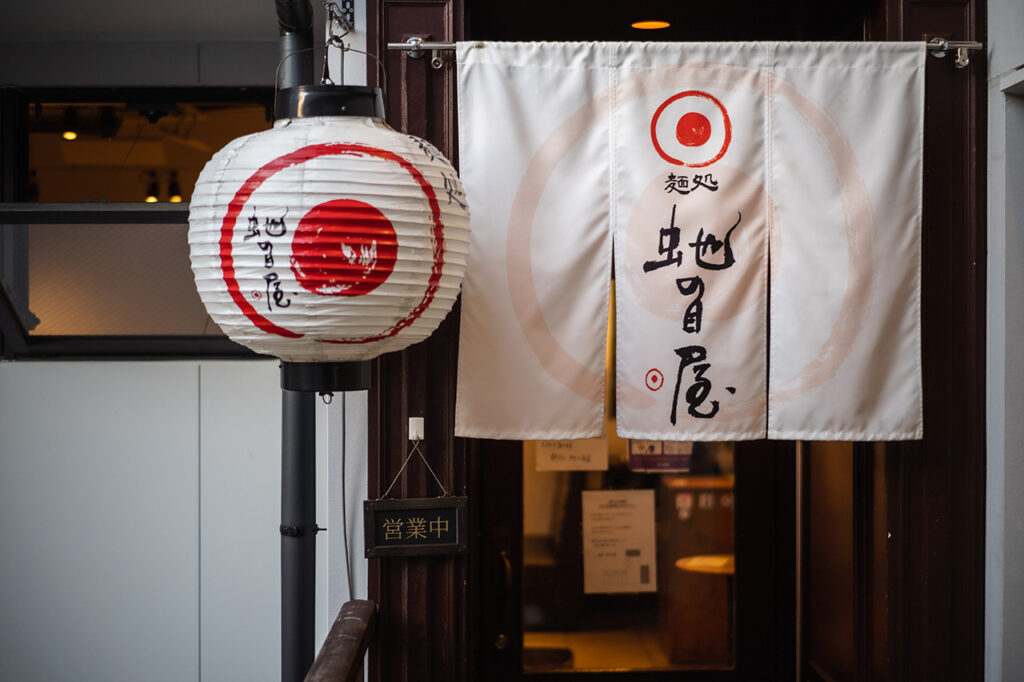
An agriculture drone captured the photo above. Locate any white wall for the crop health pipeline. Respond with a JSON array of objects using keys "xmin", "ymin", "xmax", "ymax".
[
  {"xmin": 0, "ymin": 362, "xmax": 200, "ymax": 681},
  {"xmin": 0, "ymin": 360, "xmax": 362, "ymax": 681},
  {"xmin": 987, "ymin": 0, "xmax": 1024, "ymax": 678}
]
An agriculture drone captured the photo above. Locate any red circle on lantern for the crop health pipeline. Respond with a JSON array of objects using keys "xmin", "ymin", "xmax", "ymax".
[
  {"xmin": 676, "ymin": 111, "xmax": 712, "ymax": 147},
  {"xmin": 290, "ymin": 199, "xmax": 398, "ymax": 297},
  {"xmin": 218, "ymin": 143, "xmax": 445, "ymax": 343}
]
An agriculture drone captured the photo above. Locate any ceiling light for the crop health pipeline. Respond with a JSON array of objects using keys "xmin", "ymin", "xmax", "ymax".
[
  {"xmin": 61, "ymin": 107, "xmax": 79, "ymax": 140},
  {"xmin": 631, "ymin": 20, "xmax": 671, "ymax": 30},
  {"xmin": 168, "ymin": 172, "xmax": 183, "ymax": 203},
  {"xmin": 145, "ymin": 172, "xmax": 160, "ymax": 203}
]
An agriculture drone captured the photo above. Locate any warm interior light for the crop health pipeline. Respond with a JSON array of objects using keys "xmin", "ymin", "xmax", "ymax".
[
  {"xmin": 631, "ymin": 20, "xmax": 671, "ymax": 29},
  {"xmin": 145, "ymin": 172, "xmax": 160, "ymax": 202},
  {"xmin": 61, "ymin": 106, "xmax": 79, "ymax": 140},
  {"xmin": 168, "ymin": 172, "xmax": 183, "ymax": 203}
]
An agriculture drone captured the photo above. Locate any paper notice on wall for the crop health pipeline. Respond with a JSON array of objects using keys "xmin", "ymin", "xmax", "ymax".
[
  {"xmin": 535, "ymin": 438, "xmax": 609, "ymax": 471},
  {"xmin": 582, "ymin": 489, "xmax": 657, "ymax": 594}
]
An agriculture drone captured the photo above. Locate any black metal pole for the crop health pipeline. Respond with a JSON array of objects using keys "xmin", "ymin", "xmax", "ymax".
[
  {"xmin": 274, "ymin": 2, "xmax": 316, "ymax": 675},
  {"xmin": 279, "ymin": 361, "xmax": 370, "ymax": 682},
  {"xmin": 274, "ymin": 0, "xmax": 315, "ymax": 90},
  {"xmin": 281, "ymin": 385, "xmax": 317, "ymax": 682}
]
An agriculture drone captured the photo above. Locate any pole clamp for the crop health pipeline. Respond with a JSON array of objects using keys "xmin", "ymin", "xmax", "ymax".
[{"xmin": 280, "ymin": 524, "xmax": 326, "ymax": 537}]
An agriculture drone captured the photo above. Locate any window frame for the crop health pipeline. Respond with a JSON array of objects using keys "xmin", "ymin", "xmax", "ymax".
[{"xmin": 0, "ymin": 86, "xmax": 274, "ymax": 359}]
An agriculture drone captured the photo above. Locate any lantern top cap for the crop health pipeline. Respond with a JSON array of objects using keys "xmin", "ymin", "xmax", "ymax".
[{"xmin": 275, "ymin": 85, "xmax": 385, "ymax": 121}]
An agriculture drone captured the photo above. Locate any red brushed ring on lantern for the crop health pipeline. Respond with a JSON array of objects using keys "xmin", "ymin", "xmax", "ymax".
[{"xmin": 217, "ymin": 143, "xmax": 445, "ymax": 342}]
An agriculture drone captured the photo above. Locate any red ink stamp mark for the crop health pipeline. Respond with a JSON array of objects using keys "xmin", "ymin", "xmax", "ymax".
[{"xmin": 645, "ymin": 368, "xmax": 665, "ymax": 392}]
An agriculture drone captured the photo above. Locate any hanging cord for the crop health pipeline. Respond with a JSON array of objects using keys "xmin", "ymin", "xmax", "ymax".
[
  {"xmin": 340, "ymin": 395, "xmax": 355, "ymax": 601},
  {"xmin": 101, "ymin": 118, "xmax": 144, "ymax": 200},
  {"xmin": 381, "ymin": 437, "xmax": 449, "ymax": 499},
  {"xmin": 274, "ymin": 43, "xmax": 388, "ymax": 108},
  {"xmin": 321, "ymin": 1, "xmax": 351, "ymax": 85}
]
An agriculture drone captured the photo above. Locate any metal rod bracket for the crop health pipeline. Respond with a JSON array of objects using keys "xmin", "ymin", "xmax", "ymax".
[
  {"xmin": 927, "ymin": 38, "xmax": 984, "ymax": 69},
  {"xmin": 390, "ymin": 36, "xmax": 452, "ymax": 70}
]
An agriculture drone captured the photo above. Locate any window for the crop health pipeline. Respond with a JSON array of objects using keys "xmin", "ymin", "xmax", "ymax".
[{"xmin": 0, "ymin": 87, "xmax": 273, "ymax": 357}]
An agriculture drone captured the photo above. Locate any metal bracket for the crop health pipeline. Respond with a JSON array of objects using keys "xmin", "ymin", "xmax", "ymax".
[
  {"xmin": 280, "ymin": 524, "xmax": 326, "ymax": 537},
  {"xmin": 390, "ymin": 36, "xmax": 452, "ymax": 70},
  {"xmin": 927, "ymin": 38, "xmax": 984, "ymax": 69},
  {"xmin": 339, "ymin": 0, "xmax": 354, "ymax": 30},
  {"xmin": 327, "ymin": 0, "xmax": 355, "ymax": 33}
]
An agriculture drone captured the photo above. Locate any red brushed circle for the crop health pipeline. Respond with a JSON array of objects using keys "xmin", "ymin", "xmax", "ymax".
[
  {"xmin": 290, "ymin": 199, "xmax": 398, "ymax": 297},
  {"xmin": 676, "ymin": 111, "xmax": 712, "ymax": 147}
]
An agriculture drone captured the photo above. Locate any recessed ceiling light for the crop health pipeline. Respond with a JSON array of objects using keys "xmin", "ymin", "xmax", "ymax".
[
  {"xmin": 61, "ymin": 106, "xmax": 79, "ymax": 141},
  {"xmin": 631, "ymin": 20, "xmax": 671, "ymax": 30}
]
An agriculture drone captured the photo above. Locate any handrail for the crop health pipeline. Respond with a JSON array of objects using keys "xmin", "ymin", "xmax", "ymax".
[{"xmin": 305, "ymin": 600, "xmax": 378, "ymax": 682}]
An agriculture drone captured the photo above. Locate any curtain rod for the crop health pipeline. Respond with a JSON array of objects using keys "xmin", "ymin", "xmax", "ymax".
[{"xmin": 386, "ymin": 37, "xmax": 984, "ymax": 69}]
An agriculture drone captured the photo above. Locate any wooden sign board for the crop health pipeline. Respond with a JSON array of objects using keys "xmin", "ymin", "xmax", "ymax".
[{"xmin": 364, "ymin": 497, "xmax": 468, "ymax": 558}]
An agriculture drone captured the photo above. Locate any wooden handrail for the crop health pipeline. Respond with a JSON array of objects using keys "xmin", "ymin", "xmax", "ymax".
[{"xmin": 305, "ymin": 599, "xmax": 378, "ymax": 682}]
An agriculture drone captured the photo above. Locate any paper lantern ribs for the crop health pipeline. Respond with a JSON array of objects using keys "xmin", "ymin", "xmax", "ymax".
[{"xmin": 188, "ymin": 111, "xmax": 470, "ymax": 361}]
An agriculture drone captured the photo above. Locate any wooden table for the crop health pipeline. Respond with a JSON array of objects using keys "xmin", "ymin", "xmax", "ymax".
[{"xmin": 675, "ymin": 554, "xmax": 735, "ymax": 664}]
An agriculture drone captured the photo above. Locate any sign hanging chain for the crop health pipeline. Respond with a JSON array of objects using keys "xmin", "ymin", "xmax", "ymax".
[{"xmin": 381, "ymin": 438, "xmax": 449, "ymax": 498}]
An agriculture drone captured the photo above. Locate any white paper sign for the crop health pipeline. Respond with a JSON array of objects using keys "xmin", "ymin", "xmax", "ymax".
[
  {"xmin": 582, "ymin": 489, "xmax": 657, "ymax": 594},
  {"xmin": 535, "ymin": 438, "xmax": 609, "ymax": 471}
]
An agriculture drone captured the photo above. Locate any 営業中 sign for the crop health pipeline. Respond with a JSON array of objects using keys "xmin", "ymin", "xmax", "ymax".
[{"xmin": 364, "ymin": 497, "xmax": 468, "ymax": 558}]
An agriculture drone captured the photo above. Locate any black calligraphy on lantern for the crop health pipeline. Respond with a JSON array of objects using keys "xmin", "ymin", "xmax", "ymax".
[
  {"xmin": 676, "ymin": 276, "xmax": 705, "ymax": 334},
  {"xmin": 415, "ymin": 138, "xmax": 440, "ymax": 162},
  {"xmin": 264, "ymin": 212, "xmax": 287, "ymax": 237},
  {"xmin": 443, "ymin": 172, "xmax": 468, "ymax": 210},
  {"xmin": 258, "ymin": 240, "xmax": 274, "ymax": 268},
  {"xmin": 244, "ymin": 210, "xmax": 261, "ymax": 241},
  {"xmin": 247, "ymin": 208, "xmax": 292, "ymax": 312},
  {"xmin": 263, "ymin": 272, "xmax": 290, "ymax": 311},
  {"xmin": 689, "ymin": 211, "xmax": 740, "ymax": 271},
  {"xmin": 643, "ymin": 204, "xmax": 684, "ymax": 272}
]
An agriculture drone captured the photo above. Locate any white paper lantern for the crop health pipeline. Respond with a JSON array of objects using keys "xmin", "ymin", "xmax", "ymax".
[{"xmin": 188, "ymin": 113, "xmax": 471, "ymax": 361}]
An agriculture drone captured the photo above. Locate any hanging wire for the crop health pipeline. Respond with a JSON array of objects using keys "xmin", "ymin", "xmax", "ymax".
[
  {"xmin": 322, "ymin": 1, "xmax": 354, "ymax": 85},
  {"xmin": 101, "ymin": 118, "xmax": 144, "ymax": 200},
  {"xmin": 340, "ymin": 394, "xmax": 355, "ymax": 601},
  {"xmin": 381, "ymin": 438, "xmax": 449, "ymax": 499},
  {"xmin": 273, "ymin": 43, "xmax": 388, "ymax": 107}
]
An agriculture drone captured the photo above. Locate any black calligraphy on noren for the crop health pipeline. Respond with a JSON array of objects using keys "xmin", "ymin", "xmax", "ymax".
[
  {"xmin": 676, "ymin": 276, "xmax": 705, "ymax": 334},
  {"xmin": 643, "ymin": 204, "xmax": 684, "ymax": 272},
  {"xmin": 664, "ymin": 172, "xmax": 720, "ymax": 196},
  {"xmin": 690, "ymin": 211, "xmax": 741, "ymax": 270},
  {"xmin": 671, "ymin": 345, "xmax": 719, "ymax": 423}
]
